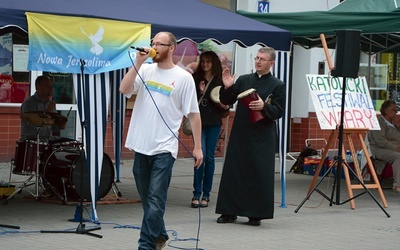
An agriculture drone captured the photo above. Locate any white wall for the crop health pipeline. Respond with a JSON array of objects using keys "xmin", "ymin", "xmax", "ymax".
[
  {"xmin": 235, "ymin": 44, "xmax": 263, "ymax": 76},
  {"xmin": 237, "ymin": 0, "xmax": 340, "ymax": 12},
  {"xmin": 235, "ymin": 0, "xmax": 342, "ymax": 118}
]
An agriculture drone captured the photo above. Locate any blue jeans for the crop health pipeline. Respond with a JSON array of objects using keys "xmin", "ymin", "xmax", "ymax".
[
  {"xmin": 133, "ymin": 152, "xmax": 175, "ymax": 250},
  {"xmin": 193, "ymin": 124, "xmax": 221, "ymax": 199}
]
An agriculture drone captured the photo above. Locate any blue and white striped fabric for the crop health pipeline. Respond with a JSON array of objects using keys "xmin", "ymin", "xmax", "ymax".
[
  {"xmin": 273, "ymin": 50, "xmax": 291, "ymax": 208},
  {"xmin": 73, "ymin": 72, "xmax": 110, "ymax": 222},
  {"xmin": 109, "ymin": 69, "xmax": 128, "ymax": 182}
]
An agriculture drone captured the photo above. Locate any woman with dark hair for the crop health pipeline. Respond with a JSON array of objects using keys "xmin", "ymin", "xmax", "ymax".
[
  {"xmin": 191, "ymin": 51, "xmax": 229, "ymax": 208},
  {"xmin": 369, "ymin": 100, "xmax": 400, "ymax": 192}
]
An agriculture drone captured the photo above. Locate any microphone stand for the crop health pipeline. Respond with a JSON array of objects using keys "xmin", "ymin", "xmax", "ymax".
[
  {"xmin": 0, "ymin": 224, "xmax": 20, "ymax": 230},
  {"xmin": 41, "ymin": 59, "xmax": 103, "ymax": 238}
]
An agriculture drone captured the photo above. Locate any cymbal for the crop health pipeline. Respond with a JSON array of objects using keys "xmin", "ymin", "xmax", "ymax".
[{"xmin": 21, "ymin": 111, "xmax": 68, "ymax": 126}]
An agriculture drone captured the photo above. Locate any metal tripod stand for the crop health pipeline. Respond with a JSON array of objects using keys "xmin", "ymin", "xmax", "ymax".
[
  {"xmin": 40, "ymin": 59, "xmax": 102, "ymax": 238},
  {"xmin": 295, "ymin": 154, "xmax": 390, "ymax": 217},
  {"xmin": 0, "ymin": 224, "xmax": 20, "ymax": 229}
]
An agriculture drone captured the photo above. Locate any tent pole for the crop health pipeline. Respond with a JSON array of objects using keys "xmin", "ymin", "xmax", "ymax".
[
  {"xmin": 367, "ymin": 34, "xmax": 373, "ymax": 86},
  {"xmin": 41, "ymin": 59, "xmax": 103, "ymax": 238}
]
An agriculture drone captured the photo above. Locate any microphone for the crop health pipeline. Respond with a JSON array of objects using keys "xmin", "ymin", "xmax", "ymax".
[{"xmin": 130, "ymin": 46, "xmax": 156, "ymax": 58}]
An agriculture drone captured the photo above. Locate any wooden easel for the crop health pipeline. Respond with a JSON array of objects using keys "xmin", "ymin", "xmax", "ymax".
[{"xmin": 306, "ymin": 128, "xmax": 388, "ymax": 209}]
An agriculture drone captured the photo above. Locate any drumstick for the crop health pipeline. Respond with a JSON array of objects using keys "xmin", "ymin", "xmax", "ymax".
[
  {"xmin": 320, "ymin": 34, "xmax": 334, "ymax": 71},
  {"xmin": 66, "ymin": 106, "xmax": 72, "ymax": 118}
]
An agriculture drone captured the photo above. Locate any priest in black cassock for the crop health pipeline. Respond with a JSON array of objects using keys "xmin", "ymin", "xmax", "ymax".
[{"xmin": 215, "ymin": 47, "xmax": 286, "ymax": 226}]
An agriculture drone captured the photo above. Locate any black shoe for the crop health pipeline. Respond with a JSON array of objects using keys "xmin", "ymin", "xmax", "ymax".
[
  {"xmin": 191, "ymin": 197, "xmax": 200, "ymax": 208},
  {"xmin": 217, "ymin": 215, "xmax": 237, "ymax": 223},
  {"xmin": 200, "ymin": 197, "xmax": 210, "ymax": 208},
  {"xmin": 248, "ymin": 218, "xmax": 261, "ymax": 226}
]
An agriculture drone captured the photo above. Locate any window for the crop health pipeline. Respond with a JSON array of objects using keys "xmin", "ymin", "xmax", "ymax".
[
  {"xmin": 43, "ymin": 72, "xmax": 78, "ymax": 139},
  {"xmin": 359, "ymin": 63, "xmax": 388, "ymax": 111},
  {"xmin": 0, "ymin": 33, "xmax": 30, "ymax": 105}
]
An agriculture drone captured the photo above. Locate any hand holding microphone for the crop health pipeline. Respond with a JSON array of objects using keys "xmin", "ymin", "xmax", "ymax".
[{"xmin": 130, "ymin": 46, "xmax": 157, "ymax": 58}]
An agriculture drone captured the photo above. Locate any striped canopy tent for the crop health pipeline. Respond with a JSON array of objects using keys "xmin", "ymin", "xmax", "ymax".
[
  {"xmin": 25, "ymin": 12, "xmax": 153, "ymax": 221},
  {"xmin": 73, "ymin": 73, "xmax": 109, "ymax": 220},
  {"xmin": 1, "ymin": 0, "xmax": 292, "ymax": 220},
  {"xmin": 273, "ymin": 51, "xmax": 291, "ymax": 208}
]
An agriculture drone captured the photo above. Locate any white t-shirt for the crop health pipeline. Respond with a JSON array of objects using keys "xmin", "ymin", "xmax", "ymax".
[{"xmin": 123, "ymin": 63, "xmax": 199, "ymax": 158}]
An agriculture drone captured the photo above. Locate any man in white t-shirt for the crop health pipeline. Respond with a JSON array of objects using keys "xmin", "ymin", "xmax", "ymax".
[{"xmin": 120, "ymin": 31, "xmax": 203, "ymax": 250}]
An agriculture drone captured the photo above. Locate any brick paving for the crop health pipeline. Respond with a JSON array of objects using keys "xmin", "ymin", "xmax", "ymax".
[{"xmin": 1, "ymin": 157, "xmax": 399, "ymax": 250}]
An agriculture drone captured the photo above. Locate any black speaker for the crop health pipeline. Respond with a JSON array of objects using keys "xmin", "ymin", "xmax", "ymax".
[{"xmin": 331, "ymin": 30, "xmax": 361, "ymax": 78}]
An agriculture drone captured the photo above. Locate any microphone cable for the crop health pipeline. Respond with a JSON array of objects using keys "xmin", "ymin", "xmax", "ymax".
[{"xmin": 127, "ymin": 51, "xmax": 202, "ymax": 250}]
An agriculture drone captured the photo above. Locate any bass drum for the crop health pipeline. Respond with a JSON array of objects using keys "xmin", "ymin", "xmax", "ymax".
[{"xmin": 43, "ymin": 150, "xmax": 114, "ymax": 202}]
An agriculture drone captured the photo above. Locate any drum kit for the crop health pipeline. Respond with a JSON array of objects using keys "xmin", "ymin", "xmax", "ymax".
[
  {"xmin": 4, "ymin": 111, "xmax": 117, "ymax": 205},
  {"xmin": 20, "ymin": 111, "xmax": 67, "ymax": 127}
]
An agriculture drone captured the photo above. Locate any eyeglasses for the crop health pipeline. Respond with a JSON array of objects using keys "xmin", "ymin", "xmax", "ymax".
[
  {"xmin": 150, "ymin": 42, "xmax": 172, "ymax": 47},
  {"xmin": 254, "ymin": 57, "xmax": 273, "ymax": 62}
]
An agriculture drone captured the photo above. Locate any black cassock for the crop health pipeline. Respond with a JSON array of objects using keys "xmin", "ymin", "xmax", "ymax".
[{"xmin": 215, "ymin": 72, "xmax": 286, "ymax": 219}]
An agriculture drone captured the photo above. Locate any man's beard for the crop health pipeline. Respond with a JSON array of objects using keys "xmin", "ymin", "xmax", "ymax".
[{"xmin": 152, "ymin": 50, "xmax": 168, "ymax": 63}]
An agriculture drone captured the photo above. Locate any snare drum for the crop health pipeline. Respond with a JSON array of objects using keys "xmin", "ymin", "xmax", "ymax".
[
  {"xmin": 210, "ymin": 86, "xmax": 221, "ymax": 104},
  {"xmin": 237, "ymin": 88, "xmax": 266, "ymax": 123},
  {"xmin": 49, "ymin": 138, "xmax": 81, "ymax": 151},
  {"xmin": 43, "ymin": 150, "xmax": 114, "ymax": 202},
  {"xmin": 13, "ymin": 139, "xmax": 50, "ymax": 175}
]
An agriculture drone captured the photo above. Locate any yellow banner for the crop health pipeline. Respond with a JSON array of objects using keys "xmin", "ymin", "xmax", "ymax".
[{"xmin": 27, "ymin": 12, "xmax": 151, "ymax": 74}]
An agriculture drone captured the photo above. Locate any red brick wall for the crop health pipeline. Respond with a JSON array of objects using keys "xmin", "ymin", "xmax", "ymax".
[
  {"xmin": 290, "ymin": 112, "xmax": 369, "ymax": 154},
  {"xmin": 0, "ymin": 107, "xmax": 233, "ymax": 162},
  {"xmin": 0, "ymin": 107, "xmax": 21, "ymax": 162},
  {"xmin": 105, "ymin": 110, "xmax": 233, "ymax": 160},
  {"xmin": 0, "ymin": 108, "xmax": 374, "ymax": 162}
]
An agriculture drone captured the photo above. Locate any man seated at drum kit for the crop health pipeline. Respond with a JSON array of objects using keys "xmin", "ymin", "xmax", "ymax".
[
  {"xmin": 12, "ymin": 75, "xmax": 71, "ymax": 198},
  {"xmin": 20, "ymin": 75, "xmax": 67, "ymax": 141},
  {"xmin": 7, "ymin": 75, "xmax": 116, "ymax": 205}
]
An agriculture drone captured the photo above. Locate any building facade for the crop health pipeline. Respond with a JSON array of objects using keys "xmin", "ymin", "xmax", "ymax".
[{"xmin": 2, "ymin": 0, "xmax": 396, "ymax": 162}]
